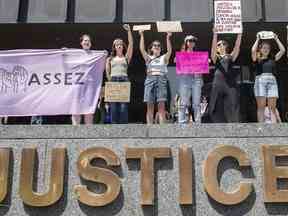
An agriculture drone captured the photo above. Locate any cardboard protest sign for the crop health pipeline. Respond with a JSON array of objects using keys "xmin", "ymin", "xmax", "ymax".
[
  {"xmin": 257, "ymin": 31, "xmax": 274, "ymax": 40},
  {"xmin": 104, "ymin": 82, "xmax": 131, "ymax": 103},
  {"xmin": 156, "ymin": 21, "xmax": 183, "ymax": 32},
  {"xmin": 133, "ymin": 25, "xmax": 151, "ymax": 31},
  {"xmin": 176, "ymin": 51, "xmax": 209, "ymax": 75},
  {"xmin": 214, "ymin": 0, "xmax": 242, "ymax": 34}
]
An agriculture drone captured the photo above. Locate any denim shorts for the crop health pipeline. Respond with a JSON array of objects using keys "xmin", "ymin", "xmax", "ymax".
[
  {"xmin": 144, "ymin": 75, "xmax": 168, "ymax": 103},
  {"xmin": 254, "ymin": 74, "xmax": 278, "ymax": 98}
]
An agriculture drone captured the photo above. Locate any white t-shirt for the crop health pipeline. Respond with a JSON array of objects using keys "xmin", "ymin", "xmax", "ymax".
[{"xmin": 146, "ymin": 55, "xmax": 168, "ymax": 75}]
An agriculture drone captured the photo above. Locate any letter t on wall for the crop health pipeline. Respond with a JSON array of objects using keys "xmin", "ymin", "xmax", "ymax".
[{"xmin": 126, "ymin": 147, "xmax": 171, "ymax": 205}]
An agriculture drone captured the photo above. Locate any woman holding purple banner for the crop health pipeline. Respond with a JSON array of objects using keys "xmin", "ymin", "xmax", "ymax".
[
  {"xmin": 139, "ymin": 30, "xmax": 172, "ymax": 124},
  {"xmin": 71, "ymin": 34, "xmax": 94, "ymax": 125},
  {"xmin": 177, "ymin": 35, "xmax": 204, "ymax": 124},
  {"xmin": 105, "ymin": 24, "xmax": 133, "ymax": 124},
  {"xmin": 209, "ymin": 28, "xmax": 242, "ymax": 123}
]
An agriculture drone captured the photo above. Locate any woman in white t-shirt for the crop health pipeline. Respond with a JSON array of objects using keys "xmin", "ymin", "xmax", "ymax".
[{"xmin": 139, "ymin": 30, "xmax": 173, "ymax": 124}]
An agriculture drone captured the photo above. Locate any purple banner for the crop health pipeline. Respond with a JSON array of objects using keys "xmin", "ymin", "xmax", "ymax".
[
  {"xmin": 176, "ymin": 51, "xmax": 209, "ymax": 75},
  {"xmin": 0, "ymin": 49, "xmax": 107, "ymax": 116}
]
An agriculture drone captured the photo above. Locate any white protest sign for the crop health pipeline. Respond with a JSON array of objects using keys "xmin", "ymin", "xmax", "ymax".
[
  {"xmin": 257, "ymin": 31, "xmax": 274, "ymax": 40},
  {"xmin": 133, "ymin": 25, "xmax": 151, "ymax": 31},
  {"xmin": 156, "ymin": 21, "xmax": 183, "ymax": 32},
  {"xmin": 214, "ymin": 0, "xmax": 242, "ymax": 34}
]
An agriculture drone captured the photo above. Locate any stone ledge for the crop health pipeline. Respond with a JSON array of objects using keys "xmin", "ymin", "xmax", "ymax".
[{"xmin": 0, "ymin": 123, "xmax": 287, "ymax": 139}]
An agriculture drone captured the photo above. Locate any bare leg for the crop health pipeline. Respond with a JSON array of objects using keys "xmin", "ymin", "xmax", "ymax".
[
  {"xmin": 158, "ymin": 102, "xmax": 166, "ymax": 124},
  {"xmin": 71, "ymin": 115, "xmax": 81, "ymax": 125},
  {"xmin": 256, "ymin": 97, "xmax": 266, "ymax": 122},
  {"xmin": 84, "ymin": 114, "xmax": 94, "ymax": 125},
  {"xmin": 146, "ymin": 103, "xmax": 154, "ymax": 124},
  {"xmin": 267, "ymin": 97, "xmax": 279, "ymax": 123}
]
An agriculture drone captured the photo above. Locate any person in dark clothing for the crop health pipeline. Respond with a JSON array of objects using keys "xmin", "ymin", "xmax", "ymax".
[{"xmin": 209, "ymin": 28, "xmax": 242, "ymax": 123}]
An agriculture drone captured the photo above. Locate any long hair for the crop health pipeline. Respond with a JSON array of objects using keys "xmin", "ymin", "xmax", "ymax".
[
  {"xmin": 181, "ymin": 39, "xmax": 196, "ymax": 51},
  {"xmin": 148, "ymin": 40, "xmax": 161, "ymax": 56},
  {"xmin": 257, "ymin": 41, "xmax": 272, "ymax": 61},
  {"xmin": 216, "ymin": 40, "xmax": 230, "ymax": 58},
  {"xmin": 111, "ymin": 38, "xmax": 127, "ymax": 57},
  {"xmin": 181, "ymin": 42, "xmax": 190, "ymax": 51},
  {"xmin": 80, "ymin": 34, "xmax": 91, "ymax": 43}
]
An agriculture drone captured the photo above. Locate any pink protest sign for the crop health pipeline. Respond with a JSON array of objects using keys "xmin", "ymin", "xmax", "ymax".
[{"xmin": 176, "ymin": 51, "xmax": 209, "ymax": 75}]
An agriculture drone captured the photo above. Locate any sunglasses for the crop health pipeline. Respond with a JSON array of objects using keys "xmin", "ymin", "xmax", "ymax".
[
  {"xmin": 217, "ymin": 42, "xmax": 227, "ymax": 47},
  {"xmin": 153, "ymin": 44, "xmax": 161, "ymax": 48},
  {"xmin": 187, "ymin": 39, "xmax": 196, "ymax": 43},
  {"xmin": 115, "ymin": 43, "xmax": 123, "ymax": 47}
]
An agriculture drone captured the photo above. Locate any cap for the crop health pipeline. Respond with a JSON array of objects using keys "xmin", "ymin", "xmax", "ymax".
[{"xmin": 184, "ymin": 35, "xmax": 198, "ymax": 43}]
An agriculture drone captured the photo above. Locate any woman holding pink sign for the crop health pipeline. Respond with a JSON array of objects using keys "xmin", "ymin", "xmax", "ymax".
[
  {"xmin": 177, "ymin": 35, "xmax": 204, "ymax": 124},
  {"xmin": 209, "ymin": 29, "xmax": 242, "ymax": 123},
  {"xmin": 139, "ymin": 30, "xmax": 172, "ymax": 124}
]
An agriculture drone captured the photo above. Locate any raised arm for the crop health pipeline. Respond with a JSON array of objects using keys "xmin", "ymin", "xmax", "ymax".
[
  {"xmin": 164, "ymin": 32, "xmax": 172, "ymax": 64},
  {"xmin": 251, "ymin": 34, "xmax": 260, "ymax": 62},
  {"xmin": 231, "ymin": 33, "xmax": 242, "ymax": 62},
  {"xmin": 123, "ymin": 24, "xmax": 133, "ymax": 63},
  {"xmin": 105, "ymin": 57, "xmax": 111, "ymax": 81},
  {"xmin": 139, "ymin": 30, "xmax": 149, "ymax": 62},
  {"xmin": 274, "ymin": 34, "xmax": 286, "ymax": 61},
  {"xmin": 211, "ymin": 28, "xmax": 218, "ymax": 64}
]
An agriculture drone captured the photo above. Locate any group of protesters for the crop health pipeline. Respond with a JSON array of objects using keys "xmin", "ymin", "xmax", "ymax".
[
  {"xmin": 0, "ymin": 23, "xmax": 287, "ymax": 125},
  {"xmin": 103, "ymin": 24, "xmax": 286, "ymax": 124}
]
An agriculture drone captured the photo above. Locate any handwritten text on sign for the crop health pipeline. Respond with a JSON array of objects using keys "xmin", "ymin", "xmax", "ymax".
[
  {"xmin": 214, "ymin": 0, "xmax": 242, "ymax": 34},
  {"xmin": 104, "ymin": 82, "xmax": 131, "ymax": 103},
  {"xmin": 176, "ymin": 52, "xmax": 209, "ymax": 75}
]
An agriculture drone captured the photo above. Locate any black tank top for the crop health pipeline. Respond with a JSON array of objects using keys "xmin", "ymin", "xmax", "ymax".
[
  {"xmin": 255, "ymin": 58, "xmax": 276, "ymax": 76},
  {"xmin": 214, "ymin": 55, "xmax": 237, "ymax": 87}
]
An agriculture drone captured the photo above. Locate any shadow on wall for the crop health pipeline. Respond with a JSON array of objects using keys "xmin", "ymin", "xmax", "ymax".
[
  {"xmin": 0, "ymin": 150, "xmax": 14, "ymax": 215},
  {"xmin": 180, "ymin": 149, "xmax": 196, "ymax": 216},
  {"xmin": 126, "ymin": 156, "xmax": 174, "ymax": 216},
  {"xmin": 207, "ymin": 157, "xmax": 256, "ymax": 216},
  {"xmin": 23, "ymin": 151, "xmax": 69, "ymax": 216},
  {"xmin": 78, "ymin": 162, "xmax": 125, "ymax": 216}
]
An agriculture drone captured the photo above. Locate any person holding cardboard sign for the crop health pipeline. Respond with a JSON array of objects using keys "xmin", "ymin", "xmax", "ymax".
[
  {"xmin": 209, "ymin": 28, "xmax": 242, "ymax": 123},
  {"xmin": 139, "ymin": 30, "xmax": 172, "ymax": 124},
  {"xmin": 251, "ymin": 33, "xmax": 285, "ymax": 123},
  {"xmin": 105, "ymin": 24, "xmax": 133, "ymax": 124}
]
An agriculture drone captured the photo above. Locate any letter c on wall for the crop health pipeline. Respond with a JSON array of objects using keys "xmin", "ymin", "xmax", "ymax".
[{"xmin": 203, "ymin": 145, "xmax": 253, "ymax": 205}]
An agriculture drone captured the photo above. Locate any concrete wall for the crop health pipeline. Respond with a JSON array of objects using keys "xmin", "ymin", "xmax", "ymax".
[
  {"xmin": 1, "ymin": 0, "xmax": 288, "ymax": 23},
  {"xmin": 0, "ymin": 124, "xmax": 288, "ymax": 215}
]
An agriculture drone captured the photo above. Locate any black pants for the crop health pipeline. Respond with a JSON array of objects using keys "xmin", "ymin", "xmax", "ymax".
[{"xmin": 209, "ymin": 80, "xmax": 239, "ymax": 123}]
